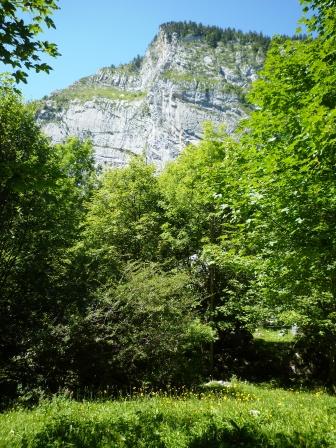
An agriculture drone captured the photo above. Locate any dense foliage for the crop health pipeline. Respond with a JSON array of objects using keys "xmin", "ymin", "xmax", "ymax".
[
  {"xmin": 0, "ymin": 90, "xmax": 96, "ymax": 399},
  {"xmin": 235, "ymin": 0, "xmax": 336, "ymax": 386},
  {"xmin": 0, "ymin": 0, "xmax": 60, "ymax": 83},
  {"xmin": 159, "ymin": 125, "xmax": 258, "ymax": 373},
  {"xmin": 72, "ymin": 263, "xmax": 214, "ymax": 388}
]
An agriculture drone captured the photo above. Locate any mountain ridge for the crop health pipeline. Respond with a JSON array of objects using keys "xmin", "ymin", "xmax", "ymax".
[{"xmin": 37, "ymin": 21, "xmax": 270, "ymax": 167}]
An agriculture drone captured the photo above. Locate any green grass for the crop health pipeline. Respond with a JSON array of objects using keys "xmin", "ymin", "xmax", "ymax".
[
  {"xmin": 161, "ymin": 70, "xmax": 220, "ymax": 89},
  {"xmin": 1, "ymin": 382, "xmax": 335, "ymax": 447},
  {"xmin": 254, "ymin": 328, "xmax": 296, "ymax": 343},
  {"xmin": 50, "ymin": 86, "xmax": 146, "ymax": 108}
]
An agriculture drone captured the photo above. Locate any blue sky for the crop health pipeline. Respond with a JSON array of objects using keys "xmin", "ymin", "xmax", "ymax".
[{"xmin": 17, "ymin": 0, "xmax": 303, "ymax": 100}]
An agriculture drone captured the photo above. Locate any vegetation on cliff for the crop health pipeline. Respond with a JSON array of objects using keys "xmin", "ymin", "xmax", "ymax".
[{"xmin": 157, "ymin": 21, "xmax": 271, "ymax": 50}]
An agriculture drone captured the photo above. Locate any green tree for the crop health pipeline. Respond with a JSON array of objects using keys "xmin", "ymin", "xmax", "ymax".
[
  {"xmin": 70, "ymin": 262, "xmax": 214, "ymax": 388},
  {"xmin": 0, "ymin": 89, "xmax": 95, "ymax": 397},
  {"xmin": 67, "ymin": 157, "xmax": 217, "ymax": 389},
  {"xmin": 299, "ymin": 0, "xmax": 336, "ymax": 35},
  {"xmin": 159, "ymin": 124, "xmax": 257, "ymax": 375},
  {"xmin": 78, "ymin": 156, "xmax": 164, "ymax": 290},
  {"xmin": 237, "ymin": 0, "xmax": 336, "ymax": 385},
  {"xmin": 0, "ymin": 0, "xmax": 60, "ymax": 83}
]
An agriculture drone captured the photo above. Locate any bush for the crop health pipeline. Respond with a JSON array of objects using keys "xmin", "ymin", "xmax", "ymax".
[{"xmin": 68, "ymin": 263, "xmax": 215, "ymax": 390}]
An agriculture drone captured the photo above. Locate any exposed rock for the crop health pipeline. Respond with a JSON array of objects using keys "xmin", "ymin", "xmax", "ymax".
[{"xmin": 37, "ymin": 24, "xmax": 268, "ymax": 168}]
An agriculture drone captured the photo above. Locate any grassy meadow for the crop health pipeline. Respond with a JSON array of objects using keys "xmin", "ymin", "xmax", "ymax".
[{"xmin": 1, "ymin": 381, "xmax": 335, "ymax": 447}]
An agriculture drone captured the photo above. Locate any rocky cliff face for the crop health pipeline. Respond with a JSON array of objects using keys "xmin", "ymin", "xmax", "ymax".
[{"xmin": 37, "ymin": 24, "xmax": 268, "ymax": 168}]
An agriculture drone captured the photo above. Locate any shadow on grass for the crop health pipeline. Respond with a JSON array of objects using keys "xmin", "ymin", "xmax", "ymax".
[
  {"xmin": 189, "ymin": 422, "xmax": 330, "ymax": 448},
  {"xmin": 27, "ymin": 414, "xmax": 330, "ymax": 448}
]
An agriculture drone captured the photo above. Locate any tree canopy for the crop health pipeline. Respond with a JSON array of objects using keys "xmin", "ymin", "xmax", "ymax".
[
  {"xmin": 0, "ymin": 0, "xmax": 60, "ymax": 83},
  {"xmin": 231, "ymin": 0, "xmax": 336, "ymax": 385},
  {"xmin": 157, "ymin": 21, "xmax": 270, "ymax": 49}
]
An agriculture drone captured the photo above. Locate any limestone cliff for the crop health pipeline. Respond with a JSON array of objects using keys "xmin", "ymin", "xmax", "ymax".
[{"xmin": 37, "ymin": 23, "xmax": 269, "ymax": 167}]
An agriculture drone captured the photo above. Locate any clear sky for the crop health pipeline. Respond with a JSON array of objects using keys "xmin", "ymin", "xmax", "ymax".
[{"xmin": 17, "ymin": 0, "xmax": 303, "ymax": 100}]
